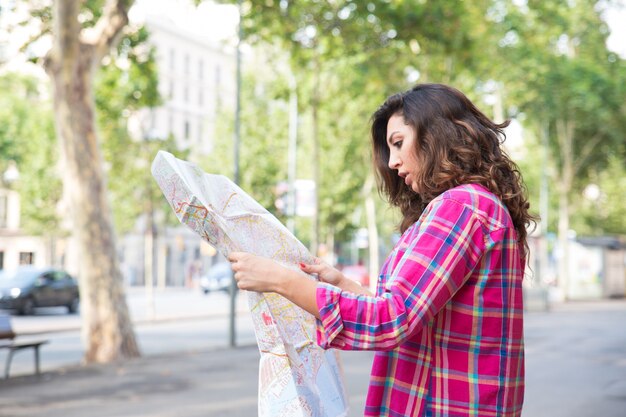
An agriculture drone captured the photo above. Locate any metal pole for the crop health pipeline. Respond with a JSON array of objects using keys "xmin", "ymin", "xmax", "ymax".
[
  {"xmin": 234, "ymin": 1, "xmax": 242, "ymax": 187},
  {"xmin": 144, "ymin": 207, "xmax": 156, "ymax": 319},
  {"xmin": 539, "ymin": 122, "xmax": 550, "ymax": 309},
  {"xmin": 540, "ymin": 124, "xmax": 549, "ymax": 237},
  {"xmin": 144, "ymin": 138, "xmax": 156, "ymax": 320},
  {"xmin": 287, "ymin": 71, "xmax": 297, "ymax": 234},
  {"xmin": 229, "ymin": 0, "xmax": 243, "ymax": 348}
]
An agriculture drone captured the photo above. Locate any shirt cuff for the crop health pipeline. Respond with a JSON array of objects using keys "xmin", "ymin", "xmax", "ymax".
[{"xmin": 315, "ymin": 282, "xmax": 346, "ymax": 349}]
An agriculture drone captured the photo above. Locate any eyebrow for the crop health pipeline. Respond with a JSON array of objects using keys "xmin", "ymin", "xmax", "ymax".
[{"xmin": 387, "ymin": 131, "xmax": 400, "ymax": 145}]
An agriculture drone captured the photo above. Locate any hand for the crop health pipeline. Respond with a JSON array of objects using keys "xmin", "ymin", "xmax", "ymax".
[
  {"xmin": 228, "ymin": 252, "xmax": 287, "ymax": 293},
  {"xmin": 299, "ymin": 258, "xmax": 345, "ymax": 287}
]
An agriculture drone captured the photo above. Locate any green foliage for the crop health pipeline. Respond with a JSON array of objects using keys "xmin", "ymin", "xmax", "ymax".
[
  {"xmin": 95, "ymin": 25, "xmax": 184, "ymax": 234},
  {"xmin": 231, "ymin": 0, "xmax": 505, "ymax": 249},
  {"xmin": 0, "ymin": 20, "xmax": 181, "ymax": 237},
  {"xmin": 203, "ymin": 51, "xmax": 374, "ymax": 246},
  {"xmin": 12, "ymin": 0, "xmax": 623, "ymax": 245},
  {"xmin": 491, "ymin": 0, "xmax": 626, "ymax": 235},
  {"xmin": 0, "ymin": 73, "xmax": 61, "ymax": 233},
  {"xmin": 201, "ymin": 69, "xmax": 290, "ymax": 220},
  {"xmin": 573, "ymin": 156, "xmax": 626, "ymax": 235}
]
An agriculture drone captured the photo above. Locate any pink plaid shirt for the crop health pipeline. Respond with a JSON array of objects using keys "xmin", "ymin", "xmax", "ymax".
[{"xmin": 316, "ymin": 184, "xmax": 525, "ymax": 416}]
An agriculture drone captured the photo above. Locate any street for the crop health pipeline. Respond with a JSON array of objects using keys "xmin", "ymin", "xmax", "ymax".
[
  {"xmin": 522, "ymin": 301, "xmax": 626, "ymax": 417},
  {"xmin": 4, "ymin": 288, "xmax": 255, "ymax": 376},
  {"xmin": 0, "ymin": 290, "xmax": 625, "ymax": 417}
]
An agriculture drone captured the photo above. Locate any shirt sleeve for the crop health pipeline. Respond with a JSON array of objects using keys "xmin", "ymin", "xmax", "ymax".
[{"xmin": 316, "ymin": 197, "xmax": 488, "ymax": 350}]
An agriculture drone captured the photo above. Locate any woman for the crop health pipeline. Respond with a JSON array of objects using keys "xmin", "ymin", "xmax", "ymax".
[{"xmin": 229, "ymin": 83, "xmax": 534, "ymax": 416}]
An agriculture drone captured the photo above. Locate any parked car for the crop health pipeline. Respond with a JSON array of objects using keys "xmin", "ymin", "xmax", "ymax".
[
  {"xmin": 341, "ymin": 264, "xmax": 370, "ymax": 287},
  {"xmin": 200, "ymin": 263, "xmax": 234, "ymax": 294},
  {"xmin": 0, "ymin": 266, "xmax": 80, "ymax": 315}
]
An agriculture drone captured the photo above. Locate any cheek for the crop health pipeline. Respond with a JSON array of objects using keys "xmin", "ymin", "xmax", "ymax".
[
  {"xmin": 408, "ymin": 154, "xmax": 425, "ymax": 191},
  {"xmin": 404, "ymin": 151, "xmax": 420, "ymax": 173}
]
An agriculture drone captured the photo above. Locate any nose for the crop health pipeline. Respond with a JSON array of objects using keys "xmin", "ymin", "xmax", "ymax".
[{"xmin": 388, "ymin": 151, "xmax": 401, "ymax": 170}]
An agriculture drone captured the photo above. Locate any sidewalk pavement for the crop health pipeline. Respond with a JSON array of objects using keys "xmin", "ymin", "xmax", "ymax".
[
  {"xmin": 0, "ymin": 299, "xmax": 625, "ymax": 417},
  {"xmin": 0, "ymin": 345, "xmax": 373, "ymax": 417}
]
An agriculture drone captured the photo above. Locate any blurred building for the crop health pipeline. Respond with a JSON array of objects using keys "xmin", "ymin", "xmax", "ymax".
[
  {"xmin": 0, "ymin": 1, "xmax": 237, "ymax": 287},
  {"xmin": 0, "ymin": 162, "xmax": 54, "ymax": 271},
  {"xmin": 570, "ymin": 236, "xmax": 626, "ymax": 299},
  {"xmin": 524, "ymin": 232, "xmax": 626, "ymax": 309},
  {"xmin": 118, "ymin": 0, "xmax": 238, "ymax": 287},
  {"xmin": 128, "ymin": 0, "xmax": 237, "ymax": 156}
]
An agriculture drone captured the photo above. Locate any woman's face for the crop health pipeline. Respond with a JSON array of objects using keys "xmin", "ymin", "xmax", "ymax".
[{"xmin": 386, "ymin": 113, "xmax": 420, "ymax": 193}]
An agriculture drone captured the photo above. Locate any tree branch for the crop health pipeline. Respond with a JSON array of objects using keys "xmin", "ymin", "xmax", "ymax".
[
  {"xmin": 573, "ymin": 133, "xmax": 604, "ymax": 177},
  {"xmin": 83, "ymin": 0, "xmax": 134, "ymax": 61}
]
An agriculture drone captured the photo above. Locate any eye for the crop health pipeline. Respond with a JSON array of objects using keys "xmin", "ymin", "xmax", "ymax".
[{"xmin": 393, "ymin": 140, "xmax": 403, "ymax": 149}]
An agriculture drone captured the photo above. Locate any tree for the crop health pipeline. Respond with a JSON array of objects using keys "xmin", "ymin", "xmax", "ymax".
[
  {"xmin": 95, "ymin": 25, "xmax": 184, "ymax": 235},
  {"xmin": 493, "ymin": 0, "xmax": 626, "ymax": 296},
  {"xmin": 0, "ymin": 73, "xmax": 61, "ymax": 234},
  {"xmin": 41, "ymin": 0, "xmax": 140, "ymax": 363},
  {"xmin": 574, "ymin": 155, "xmax": 626, "ymax": 236},
  {"xmin": 234, "ymin": 0, "xmax": 500, "ymax": 277},
  {"xmin": 202, "ymin": 66, "xmax": 291, "ymax": 223}
]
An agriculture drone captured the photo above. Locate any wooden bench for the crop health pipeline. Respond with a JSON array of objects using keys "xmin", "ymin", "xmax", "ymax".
[{"xmin": 0, "ymin": 314, "xmax": 49, "ymax": 378}]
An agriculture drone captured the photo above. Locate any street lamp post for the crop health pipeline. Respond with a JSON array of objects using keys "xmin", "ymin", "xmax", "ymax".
[
  {"xmin": 134, "ymin": 108, "xmax": 162, "ymax": 320},
  {"xmin": 229, "ymin": 0, "xmax": 243, "ymax": 348}
]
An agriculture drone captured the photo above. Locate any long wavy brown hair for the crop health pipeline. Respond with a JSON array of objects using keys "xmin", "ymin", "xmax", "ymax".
[{"xmin": 371, "ymin": 83, "xmax": 536, "ymax": 256}]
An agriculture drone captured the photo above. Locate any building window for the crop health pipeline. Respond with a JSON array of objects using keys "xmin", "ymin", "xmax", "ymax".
[
  {"xmin": 215, "ymin": 64, "xmax": 221, "ymax": 87},
  {"xmin": 0, "ymin": 194, "xmax": 7, "ymax": 228},
  {"xmin": 184, "ymin": 53, "xmax": 190, "ymax": 75},
  {"xmin": 0, "ymin": 251, "xmax": 4, "ymax": 269},
  {"xmin": 199, "ymin": 59, "xmax": 204, "ymax": 80},
  {"xmin": 184, "ymin": 120, "xmax": 190, "ymax": 140},
  {"xmin": 169, "ymin": 48, "xmax": 175, "ymax": 71},
  {"xmin": 184, "ymin": 86, "xmax": 189, "ymax": 103},
  {"xmin": 215, "ymin": 64, "xmax": 222, "ymax": 110},
  {"xmin": 169, "ymin": 80, "xmax": 174, "ymax": 100},
  {"xmin": 19, "ymin": 252, "xmax": 34, "ymax": 265},
  {"xmin": 198, "ymin": 90, "xmax": 203, "ymax": 107}
]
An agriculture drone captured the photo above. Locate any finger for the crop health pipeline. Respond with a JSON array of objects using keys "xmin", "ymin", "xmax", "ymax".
[
  {"xmin": 301, "ymin": 262, "xmax": 325, "ymax": 274},
  {"xmin": 228, "ymin": 252, "xmax": 247, "ymax": 263}
]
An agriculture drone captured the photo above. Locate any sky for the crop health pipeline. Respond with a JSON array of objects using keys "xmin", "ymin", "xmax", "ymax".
[
  {"xmin": 129, "ymin": 0, "xmax": 626, "ymax": 58},
  {"xmin": 2, "ymin": 0, "xmax": 625, "ymax": 62},
  {"xmin": 130, "ymin": 0, "xmax": 239, "ymax": 42},
  {"xmin": 602, "ymin": 0, "xmax": 626, "ymax": 58}
]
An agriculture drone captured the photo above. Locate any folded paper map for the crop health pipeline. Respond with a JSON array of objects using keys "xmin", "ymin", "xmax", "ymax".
[{"xmin": 151, "ymin": 151, "xmax": 348, "ymax": 417}]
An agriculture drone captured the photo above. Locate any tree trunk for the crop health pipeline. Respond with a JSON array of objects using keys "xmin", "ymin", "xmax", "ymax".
[
  {"xmin": 310, "ymin": 56, "xmax": 321, "ymax": 256},
  {"xmin": 45, "ymin": 0, "xmax": 139, "ymax": 363},
  {"xmin": 556, "ymin": 184, "xmax": 570, "ymax": 300},
  {"xmin": 364, "ymin": 174, "xmax": 379, "ymax": 293},
  {"xmin": 555, "ymin": 118, "xmax": 575, "ymax": 301}
]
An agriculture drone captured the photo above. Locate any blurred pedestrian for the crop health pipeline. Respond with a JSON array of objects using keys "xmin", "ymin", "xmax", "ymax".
[{"xmin": 229, "ymin": 83, "xmax": 535, "ymax": 417}]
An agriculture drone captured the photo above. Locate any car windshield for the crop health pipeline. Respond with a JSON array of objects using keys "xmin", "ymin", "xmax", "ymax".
[{"xmin": 0, "ymin": 268, "xmax": 42, "ymax": 287}]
